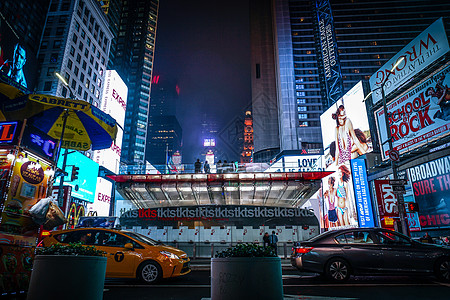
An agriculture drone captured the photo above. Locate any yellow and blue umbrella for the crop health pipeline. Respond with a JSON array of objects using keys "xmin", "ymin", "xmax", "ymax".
[{"xmin": 0, "ymin": 83, "xmax": 117, "ymax": 151}]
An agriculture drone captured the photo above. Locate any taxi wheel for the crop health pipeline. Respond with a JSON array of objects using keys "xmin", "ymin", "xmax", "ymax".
[{"xmin": 138, "ymin": 261, "xmax": 162, "ymax": 284}]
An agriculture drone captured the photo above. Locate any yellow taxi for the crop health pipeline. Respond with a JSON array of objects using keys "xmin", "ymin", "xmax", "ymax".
[{"xmin": 39, "ymin": 227, "xmax": 191, "ymax": 283}]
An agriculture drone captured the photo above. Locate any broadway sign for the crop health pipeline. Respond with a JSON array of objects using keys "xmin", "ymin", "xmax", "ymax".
[
  {"xmin": 408, "ymin": 155, "xmax": 450, "ymax": 229},
  {"xmin": 375, "ymin": 63, "xmax": 450, "ymax": 160},
  {"xmin": 370, "ymin": 18, "xmax": 449, "ymax": 104}
]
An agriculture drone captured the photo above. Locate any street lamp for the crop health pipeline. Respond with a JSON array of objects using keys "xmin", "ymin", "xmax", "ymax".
[
  {"xmin": 55, "ymin": 72, "xmax": 76, "ymax": 99},
  {"xmin": 379, "ymin": 56, "xmax": 409, "ymax": 236}
]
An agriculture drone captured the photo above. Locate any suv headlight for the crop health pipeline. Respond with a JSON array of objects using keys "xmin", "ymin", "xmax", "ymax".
[{"xmin": 160, "ymin": 251, "xmax": 179, "ymax": 259}]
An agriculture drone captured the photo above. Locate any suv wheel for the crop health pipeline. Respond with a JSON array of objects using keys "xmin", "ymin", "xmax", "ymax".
[
  {"xmin": 325, "ymin": 258, "xmax": 350, "ymax": 282},
  {"xmin": 138, "ymin": 261, "xmax": 162, "ymax": 284},
  {"xmin": 435, "ymin": 258, "xmax": 450, "ymax": 282}
]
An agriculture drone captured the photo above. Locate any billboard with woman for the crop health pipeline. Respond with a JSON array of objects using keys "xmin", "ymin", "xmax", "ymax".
[{"xmin": 319, "ymin": 81, "xmax": 372, "ymax": 229}]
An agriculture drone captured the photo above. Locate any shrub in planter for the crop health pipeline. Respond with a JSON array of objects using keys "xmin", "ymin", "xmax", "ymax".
[
  {"xmin": 211, "ymin": 243, "xmax": 283, "ymax": 300},
  {"xmin": 27, "ymin": 243, "xmax": 107, "ymax": 300}
]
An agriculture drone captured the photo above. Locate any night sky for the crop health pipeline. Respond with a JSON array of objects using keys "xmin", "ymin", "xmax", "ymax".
[{"xmin": 152, "ymin": 0, "xmax": 251, "ymax": 163}]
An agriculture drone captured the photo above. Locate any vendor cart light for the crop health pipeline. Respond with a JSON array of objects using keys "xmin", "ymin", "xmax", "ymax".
[{"xmin": 7, "ymin": 150, "xmax": 14, "ymax": 160}]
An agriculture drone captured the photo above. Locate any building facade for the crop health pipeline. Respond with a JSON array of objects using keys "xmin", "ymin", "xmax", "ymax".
[
  {"xmin": 115, "ymin": 0, "xmax": 159, "ymax": 166},
  {"xmin": 250, "ymin": 0, "xmax": 450, "ymax": 162},
  {"xmin": 35, "ymin": 0, "xmax": 112, "ymax": 108}
]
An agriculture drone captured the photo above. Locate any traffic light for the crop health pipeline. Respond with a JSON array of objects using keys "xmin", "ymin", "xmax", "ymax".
[
  {"xmin": 408, "ymin": 202, "xmax": 419, "ymax": 213},
  {"xmin": 71, "ymin": 166, "xmax": 79, "ymax": 181}
]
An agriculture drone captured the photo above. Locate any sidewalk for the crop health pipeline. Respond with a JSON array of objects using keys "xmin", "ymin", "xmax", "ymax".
[{"xmin": 189, "ymin": 258, "xmax": 294, "ymax": 271}]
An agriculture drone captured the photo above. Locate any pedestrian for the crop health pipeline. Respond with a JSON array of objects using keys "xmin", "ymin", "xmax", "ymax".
[
  {"xmin": 194, "ymin": 159, "xmax": 202, "ymax": 173},
  {"xmin": 263, "ymin": 232, "xmax": 269, "ymax": 248},
  {"xmin": 204, "ymin": 160, "xmax": 210, "ymax": 173},
  {"xmin": 268, "ymin": 231, "xmax": 278, "ymax": 255},
  {"xmin": 421, "ymin": 232, "xmax": 434, "ymax": 244},
  {"xmin": 217, "ymin": 160, "xmax": 222, "ymax": 174}
]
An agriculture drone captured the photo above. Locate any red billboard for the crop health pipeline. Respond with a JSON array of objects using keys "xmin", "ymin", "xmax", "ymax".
[{"xmin": 374, "ymin": 180, "xmax": 400, "ymax": 229}]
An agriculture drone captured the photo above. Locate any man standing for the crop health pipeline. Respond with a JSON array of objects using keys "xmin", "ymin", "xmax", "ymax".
[
  {"xmin": 268, "ymin": 231, "xmax": 278, "ymax": 255},
  {"xmin": 194, "ymin": 159, "xmax": 202, "ymax": 173}
]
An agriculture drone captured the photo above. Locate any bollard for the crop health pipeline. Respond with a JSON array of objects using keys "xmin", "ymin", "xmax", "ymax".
[{"xmin": 193, "ymin": 243, "xmax": 196, "ymax": 259}]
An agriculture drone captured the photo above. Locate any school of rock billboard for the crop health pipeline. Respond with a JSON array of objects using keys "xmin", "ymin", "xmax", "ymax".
[
  {"xmin": 408, "ymin": 155, "xmax": 450, "ymax": 230},
  {"xmin": 319, "ymin": 81, "xmax": 373, "ymax": 230},
  {"xmin": 369, "ymin": 18, "xmax": 450, "ymax": 104},
  {"xmin": 0, "ymin": 18, "xmax": 38, "ymax": 92},
  {"xmin": 375, "ymin": 63, "xmax": 450, "ymax": 160},
  {"xmin": 93, "ymin": 70, "xmax": 127, "ymax": 174}
]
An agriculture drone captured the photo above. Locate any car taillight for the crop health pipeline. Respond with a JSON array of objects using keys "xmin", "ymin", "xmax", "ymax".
[{"xmin": 294, "ymin": 247, "xmax": 313, "ymax": 254}]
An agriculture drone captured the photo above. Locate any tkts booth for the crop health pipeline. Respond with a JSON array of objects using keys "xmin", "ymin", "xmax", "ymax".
[{"xmin": 0, "ymin": 121, "xmax": 57, "ymax": 296}]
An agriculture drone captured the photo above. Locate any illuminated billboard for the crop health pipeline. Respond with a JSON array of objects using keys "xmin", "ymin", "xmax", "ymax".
[
  {"xmin": 87, "ymin": 177, "xmax": 112, "ymax": 216},
  {"xmin": 0, "ymin": 18, "xmax": 38, "ymax": 92},
  {"xmin": 319, "ymin": 81, "xmax": 373, "ymax": 230},
  {"xmin": 56, "ymin": 152, "xmax": 99, "ymax": 203},
  {"xmin": 320, "ymin": 81, "xmax": 372, "ymax": 168},
  {"xmin": 93, "ymin": 70, "xmax": 127, "ymax": 174},
  {"xmin": 204, "ymin": 138, "xmax": 215, "ymax": 147},
  {"xmin": 369, "ymin": 18, "xmax": 450, "ymax": 104},
  {"xmin": 375, "ymin": 63, "xmax": 450, "ymax": 160},
  {"xmin": 408, "ymin": 155, "xmax": 450, "ymax": 230}
]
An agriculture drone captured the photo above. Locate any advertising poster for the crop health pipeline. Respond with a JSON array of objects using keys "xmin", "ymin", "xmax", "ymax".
[
  {"xmin": 375, "ymin": 63, "xmax": 450, "ymax": 160},
  {"xmin": 0, "ymin": 18, "xmax": 38, "ymax": 92},
  {"xmin": 370, "ymin": 18, "xmax": 450, "ymax": 104},
  {"xmin": 93, "ymin": 70, "xmax": 127, "ymax": 174},
  {"xmin": 264, "ymin": 154, "xmax": 323, "ymax": 173},
  {"xmin": 0, "ymin": 149, "xmax": 13, "ymax": 204},
  {"xmin": 88, "ymin": 177, "xmax": 112, "ymax": 216},
  {"xmin": 0, "ymin": 244, "xmax": 34, "ymax": 295},
  {"xmin": 408, "ymin": 155, "xmax": 450, "ymax": 230},
  {"xmin": 320, "ymin": 81, "xmax": 372, "ymax": 230},
  {"xmin": 0, "ymin": 151, "xmax": 52, "ymax": 237},
  {"xmin": 350, "ymin": 159, "xmax": 375, "ymax": 227},
  {"xmin": 374, "ymin": 180, "xmax": 400, "ymax": 230},
  {"xmin": 55, "ymin": 152, "xmax": 99, "ymax": 203}
]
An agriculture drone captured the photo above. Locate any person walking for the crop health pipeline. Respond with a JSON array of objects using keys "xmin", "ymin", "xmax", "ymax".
[
  {"xmin": 204, "ymin": 160, "xmax": 210, "ymax": 173},
  {"xmin": 194, "ymin": 159, "xmax": 202, "ymax": 173},
  {"xmin": 268, "ymin": 231, "xmax": 278, "ymax": 255},
  {"xmin": 263, "ymin": 232, "xmax": 269, "ymax": 248}
]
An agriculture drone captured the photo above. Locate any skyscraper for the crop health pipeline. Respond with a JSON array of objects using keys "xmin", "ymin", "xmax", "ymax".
[
  {"xmin": 35, "ymin": 0, "xmax": 113, "ymax": 108},
  {"xmin": 250, "ymin": 0, "xmax": 450, "ymax": 162},
  {"xmin": 97, "ymin": 0, "xmax": 122, "ymax": 70},
  {"xmin": 115, "ymin": 0, "xmax": 159, "ymax": 166}
]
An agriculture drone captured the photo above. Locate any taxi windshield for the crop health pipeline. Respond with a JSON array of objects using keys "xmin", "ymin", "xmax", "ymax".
[{"xmin": 122, "ymin": 231, "xmax": 160, "ymax": 246}]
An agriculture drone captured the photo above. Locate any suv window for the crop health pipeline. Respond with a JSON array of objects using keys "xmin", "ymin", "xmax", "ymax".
[{"xmin": 336, "ymin": 231, "xmax": 374, "ymax": 244}]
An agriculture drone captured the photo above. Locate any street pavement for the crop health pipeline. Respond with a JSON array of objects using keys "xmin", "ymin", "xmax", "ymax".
[{"xmin": 101, "ymin": 258, "xmax": 450, "ymax": 300}]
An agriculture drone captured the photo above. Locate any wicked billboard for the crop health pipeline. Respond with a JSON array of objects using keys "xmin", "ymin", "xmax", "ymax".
[{"xmin": 408, "ymin": 155, "xmax": 450, "ymax": 229}]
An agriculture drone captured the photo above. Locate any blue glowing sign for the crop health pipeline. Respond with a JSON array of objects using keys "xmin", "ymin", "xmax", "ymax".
[
  {"xmin": 21, "ymin": 126, "xmax": 57, "ymax": 161},
  {"xmin": 56, "ymin": 151, "xmax": 99, "ymax": 203},
  {"xmin": 351, "ymin": 159, "xmax": 375, "ymax": 227}
]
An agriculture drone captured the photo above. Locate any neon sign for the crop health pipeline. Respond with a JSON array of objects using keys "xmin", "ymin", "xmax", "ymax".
[{"xmin": 0, "ymin": 121, "xmax": 18, "ymax": 143}]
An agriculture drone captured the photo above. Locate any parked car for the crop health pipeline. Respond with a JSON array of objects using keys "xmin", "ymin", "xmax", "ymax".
[
  {"xmin": 39, "ymin": 227, "xmax": 191, "ymax": 283},
  {"xmin": 291, "ymin": 228, "xmax": 450, "ymax": 282}
]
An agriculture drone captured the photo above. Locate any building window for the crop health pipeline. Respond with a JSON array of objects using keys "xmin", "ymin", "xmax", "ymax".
[
  {"xmin": 77, "ymin": 85, "xmax": 82, "ymax": 96},
  {"xmin": 50, "ymin": 53, "xmax": 58, "ymax": 63},
  {"xmin": 256, "ymin": 64, "xmax": 260, "ymax": 79},
  {"xmin": 87, "ymin": 67, "xmax": 92, "ymax": 76},
  {"xmin": 67, "ymin": 59, "xmax": 73, "ymax": 70},
  {"xmin": 81, "ymin": 30, "xmax": 86, "ymax": 39},
  {"xmin": 53, "ymin": 40, "xmax": 61, "ymax": 49},
  {"xmin": 47, "ymin": 67, "xmax": 55, "ymax": 76},
  {"xmin": 83, "ymin": 91, "xmax": 88, "ymax": 100},
  {"xmin": 80, "ymin": 73, "xmax": 84, "ymax": 82},
  {"xmin": 41, "ymin": 41, "xmax": 48, "ymax": 49},
  {"xmin": 298, "ymin": 114, "xmax": 307, "ymax": 119},
  {"xmin": 70, "ymin": 46, "xmax": 75, "ymax": 56},
  {"xmin": 43, "ymin": 81, "xmax": 52, "ymax": 91},
  {"xmin": 71, "ymin": 79, "xmax": 76, "ymax": 90},
  {"xmin": 75, "ymin": 22, "xmax": 80, "ymax": 32},
  {"xmin": 86, "ymin": 37, "xmax": 91, "ymax": 46},
  {"xmin": 84, "ymin": 48, "xmax": 89, "ymax": 58},
  {"xmin": 89, "ymin": 55, "xmax": 94, "ymax": 64},
  {"xmin": 78, "ymin": 41, "xmax": 83, "ymax": 51},
  {"xmin": 62, "ymin": 87, "xmax": 68, "ymax": 97},
  {"xmin": 298, "ymin": 106, "xmax": 307, "ymax": 112},
  {"xmin": 72, "ymin": 34, "xmax": 78, "ymax": 44},
  {"xmin": 74, "ymin": 66, "xmax": 79, "ymax": 76},
  {"xmin": 82, "ymin": 61, "xmax": 87, "ymax": 70},
  {"xmin": 56, "ymin": 27, "xmax": 64, "ymax": 36},
  {"xmin": 76, "ymin": 54, "xmax": 81, "ymax": 63}
]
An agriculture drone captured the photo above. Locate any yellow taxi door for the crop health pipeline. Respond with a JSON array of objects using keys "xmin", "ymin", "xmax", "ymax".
[{"xmin": 93, "ymin": 230, "xmax": 141, "ymax": 277}]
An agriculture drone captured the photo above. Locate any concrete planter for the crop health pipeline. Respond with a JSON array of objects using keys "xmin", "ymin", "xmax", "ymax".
[
  {"xmin": 27, "ymin": 255, "xmax": 107, "ymax": 300},
  {"xmin": 211, "ymin": 257, "xmax": 283, "ymax": 300}
]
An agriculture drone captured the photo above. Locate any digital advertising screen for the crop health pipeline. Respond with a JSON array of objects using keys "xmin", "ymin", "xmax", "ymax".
[
  {"xmin": 56, "ymin": 151, "xmax": 99, "ymax": 203},
  {"xmin": 93, "ymin": 70, "xmax": 127, "ymax": 174},
  {"xmin": 87, "ymin": 177, "xmax": 112, "ymax": 216},
  {"xmin": 375, "ymin": 63, "xmax": 450, "ymax": 160},
  {"xmin": 0, "ymin": 18, "xmax": 38, "ymax": 92},
  {"xmin": 320, "ymin": 81, "xmax": 372, "ymax": 168},
  {"xmin": 408, "ymin": 155, "xmax": 450, "ymax": 230}
]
